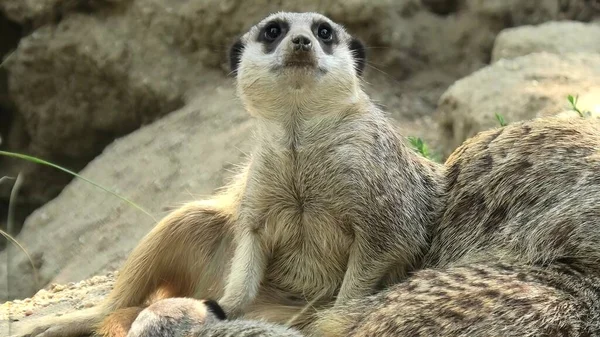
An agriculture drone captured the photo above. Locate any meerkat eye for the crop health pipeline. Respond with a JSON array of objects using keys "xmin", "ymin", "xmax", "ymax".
[
  {"xmin": 264, "ymin": 22, "xmax": 282, "ymax": 41},
  {"xmin": 317, "ymin": 23, "xmax": 333, "ymax": 42}
]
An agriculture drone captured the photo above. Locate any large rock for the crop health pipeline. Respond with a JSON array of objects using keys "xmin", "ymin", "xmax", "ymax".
[
  {"xmin": 0, "ymin": 0, "xmax": 127, "ymax": 28},
  {"xmin": 435, "ymin": 52, "xmax": 600, "ymax": 158},
  {"xmin": 463, "ymin": 0, "xmax": 599, "ymax": 25},
  {"xmin": 492, "ymin": 21, "xmax": 600, "ymax": 62}
]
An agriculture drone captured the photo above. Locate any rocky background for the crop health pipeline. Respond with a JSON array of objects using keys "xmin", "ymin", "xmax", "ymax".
[{"xmin": 1, "ymin": 0, "xmax": 600, "ymax": 333}]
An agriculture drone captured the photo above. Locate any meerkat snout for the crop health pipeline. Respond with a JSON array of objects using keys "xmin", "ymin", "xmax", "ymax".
[{"xmin": 291, "ymin": 35, "xmax": 312, "ymax": 51}]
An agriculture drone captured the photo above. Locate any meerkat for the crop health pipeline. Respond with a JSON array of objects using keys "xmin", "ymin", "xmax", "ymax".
[
  {"xmin": 125, "ymin": 298, "xmax": 226, "ymax": 337},
  {"xmin": 16, "ymin": 11, "xmax": 445, "ymax": 337},
  {"xmin": 125, "ymin": 297, "xmax": 303, "ymax": 337},
  {"xmin": 314, "ymin": 259, "xmax": 600, "ymax": 336},
  {"xmin": 312, "ymin": 115, "xmax": 600, "ymax": 336},
  {"xmin": 114, "ymin": 257, "xmax": 600, "ymax": 337},
  {"xmin": 425, "ymin": 115, "xmax": 600, "ymax": 270}
]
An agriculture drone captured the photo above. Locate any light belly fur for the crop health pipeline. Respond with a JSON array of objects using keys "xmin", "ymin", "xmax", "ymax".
[{"xmin": 261, "ymin": 205, "xmax": 354, "ymax": 300}]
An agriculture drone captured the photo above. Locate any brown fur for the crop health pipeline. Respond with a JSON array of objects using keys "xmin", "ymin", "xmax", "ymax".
[
  {"xmin": 427, "ymin": 116, "xmax": 600, "ymax": 269},
  {"xmin": 98, "ymin": 307, "xmax": 144, "ymax": 337}
]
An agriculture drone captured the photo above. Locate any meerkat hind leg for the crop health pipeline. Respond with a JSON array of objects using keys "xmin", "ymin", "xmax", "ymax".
[
  {"xmin": 96, "ymin": 200, "xmax": 235, "ymax": 337},
  {"xmin": 104, "ymin": 200, "xmax": 234, "ymax": 311}
]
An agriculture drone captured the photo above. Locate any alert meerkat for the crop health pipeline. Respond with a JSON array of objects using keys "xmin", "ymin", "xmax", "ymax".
[{"xmin": 15, "ymin": 11, "xmax": 445, "ymax": 337}]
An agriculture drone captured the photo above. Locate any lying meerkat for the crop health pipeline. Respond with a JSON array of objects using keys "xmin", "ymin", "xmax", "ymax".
[
  {"xmin": 16, "ymin": 11, "xmax": 445, "ymax": 337},
  {"xmin": 124, "ymin": 259, "xmax": 600, "ymax": 337},
  {"xmin": 125, "ymin": 298, "xmax": 303, "ymax": 337},
  {"xmin": 314, "ymin": 114, "xmax": 600, "ymax": 336}
]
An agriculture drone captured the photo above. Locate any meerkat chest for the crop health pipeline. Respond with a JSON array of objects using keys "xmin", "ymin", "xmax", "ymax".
[{"xmin": 244, "ymin": 147, "xmax": 358, "ymax": 294}]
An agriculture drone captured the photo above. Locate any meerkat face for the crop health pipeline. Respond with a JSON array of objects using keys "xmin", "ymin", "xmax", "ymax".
[{"xmin": 229, "ymin": 12, "xmax": 367, "ymax": 119}]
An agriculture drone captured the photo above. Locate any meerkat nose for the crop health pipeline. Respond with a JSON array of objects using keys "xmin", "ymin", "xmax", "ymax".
[{"xmin": 292, "ymin": 35, "xmax": 312, "ymax": 51}]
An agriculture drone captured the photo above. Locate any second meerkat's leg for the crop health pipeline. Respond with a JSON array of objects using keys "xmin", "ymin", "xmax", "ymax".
[{"xmin": 217, "ymin": 226, "xmax": 268, "ymax": 318}]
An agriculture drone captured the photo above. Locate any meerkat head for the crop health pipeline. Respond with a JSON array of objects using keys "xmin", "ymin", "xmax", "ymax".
[{"xmin": 229, "ymin": 12, "xmax": 367, "ymax": 120}]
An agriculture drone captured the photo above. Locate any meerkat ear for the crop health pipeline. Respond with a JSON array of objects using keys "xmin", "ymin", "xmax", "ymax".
[
  {"xmin": 349, "ymin": 38, "xmax": 366, "ymax": 76},
  {"xmin": 228, "ymin": 38, "xmax": 245, "ymax": 75}
]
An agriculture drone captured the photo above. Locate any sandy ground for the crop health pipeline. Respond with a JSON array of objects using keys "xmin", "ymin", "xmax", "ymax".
[{"xmin": 1, "ymin": 272, "xmax": 115, "ymax": 336}]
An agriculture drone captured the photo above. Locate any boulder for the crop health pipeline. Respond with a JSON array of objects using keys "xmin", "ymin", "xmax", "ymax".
[
  {"xmin": 492, "ymin": 21, "xmax": 600, "ymax": 62},
  {"xmin": 463, "ymin": 0, "xmax": 599, "ymax": 25},
  {"xmin": 435, "ymin": 52, "xmax": 600, "ymax": 158}
]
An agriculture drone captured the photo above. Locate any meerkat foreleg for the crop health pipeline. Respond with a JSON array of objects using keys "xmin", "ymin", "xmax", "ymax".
[
  {"xmin": 334, "ymin": 240, "xmax": 397, "ymax": 307},
  {"xmin": 217, "ymin": 227, "xmax": 268, "ymax": 318}
]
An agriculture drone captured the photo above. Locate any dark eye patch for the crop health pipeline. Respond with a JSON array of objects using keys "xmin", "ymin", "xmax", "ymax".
[
  {"xmin": 311, "ymin": 20, "xmax": 338, "ymax": 55},
  {"xmin": 256, "ymin": 19, "xmax": 289, "ymax": 54}
]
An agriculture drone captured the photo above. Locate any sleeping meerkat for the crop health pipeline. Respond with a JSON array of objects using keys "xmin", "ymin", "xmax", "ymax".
[
  {"xmin": 16, "ymin": 11, "xmax": 445, "ymax": 337},
  {"xmin": 123, "ymin": 259, "xmax": 600, "ymax": 337}
]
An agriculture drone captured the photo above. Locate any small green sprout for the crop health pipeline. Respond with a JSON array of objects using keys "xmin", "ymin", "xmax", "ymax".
[
  {"xmin": 408, "ymin": 136, "xmax": 430, "ymax": 158},
  {"xmin": 567, "ymin": 94, "xmax": 592, "ymax": 117},
  {"xmin": 495, "ymin": 113, "xmax": 508, "ymax": 127}
]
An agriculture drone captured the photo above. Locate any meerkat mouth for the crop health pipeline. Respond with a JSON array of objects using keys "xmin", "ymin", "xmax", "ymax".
[
  {"xmin": 271, "ymin": 53, "xmax": 327, "ymax": 76},
  {"xmin": 283, "ymin": 56, "xmax": 318, "ymax": 69},
  {"xmin": 284, "ymin": 60, "xmax": 316, "ymax": 68}
]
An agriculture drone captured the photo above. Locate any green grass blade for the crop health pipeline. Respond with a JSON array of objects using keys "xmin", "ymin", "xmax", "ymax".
[
  {"xmin": 0, "ymin": 151, "xmax": 156, "ymax": 222},
  {"xmin": 2, "ymin": 173, "xmax": 40, "ymax": 288},
  {"xmin": 494, "ymin": 113, "xmax": 507, "ymax": 127}
]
